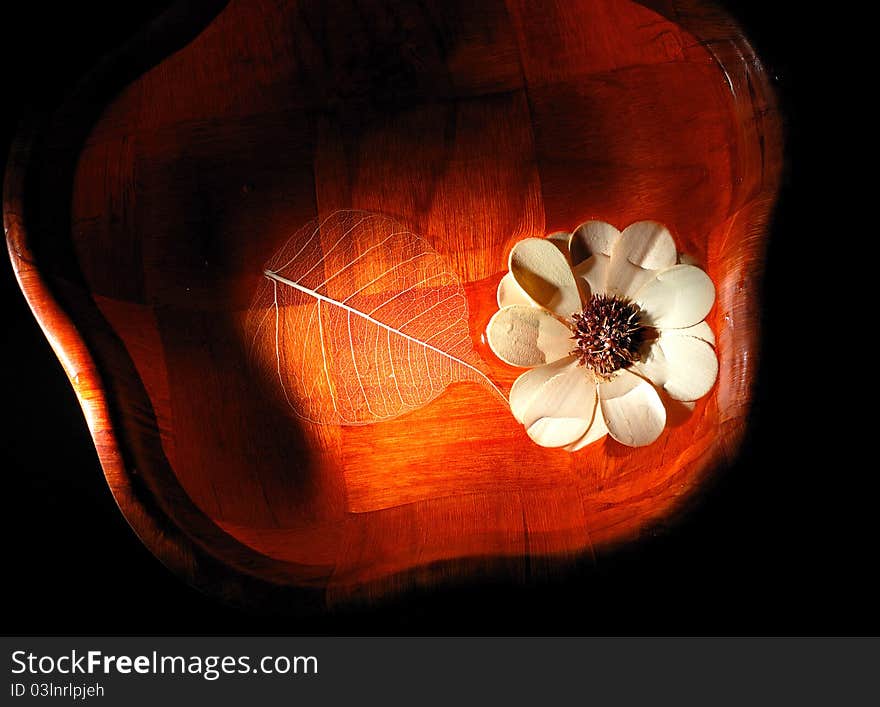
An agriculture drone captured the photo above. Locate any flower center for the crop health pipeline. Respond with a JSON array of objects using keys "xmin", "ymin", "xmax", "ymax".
[{"xmin": 571, "ymin": 294, "xmax": 647, "ymax": 380}]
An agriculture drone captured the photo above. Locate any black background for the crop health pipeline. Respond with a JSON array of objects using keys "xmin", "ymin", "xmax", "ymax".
[{"xmin": 1, "ymin": 1, "xmax": 872, "ymax": 634}]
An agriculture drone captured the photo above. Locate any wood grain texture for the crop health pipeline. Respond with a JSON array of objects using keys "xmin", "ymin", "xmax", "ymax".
[{"xmin": 4, "ymin": 0, "xmax": 782, "ymax": 610}]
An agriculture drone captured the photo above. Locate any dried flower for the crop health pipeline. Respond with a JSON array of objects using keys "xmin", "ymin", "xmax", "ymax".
[{"xmin": 487, "ymin": 221, "xmax": 718, "ymax": 449}]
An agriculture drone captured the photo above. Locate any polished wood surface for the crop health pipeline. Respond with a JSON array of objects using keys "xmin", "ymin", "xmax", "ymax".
[{"xmin": 4, "ymin": 0, "xmax": 782, "ymax": 609}]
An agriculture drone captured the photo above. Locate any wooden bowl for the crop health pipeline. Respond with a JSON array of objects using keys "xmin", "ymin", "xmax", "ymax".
[{"xmin": 4, "ymin": 0, "xmax": 782, "ymax": 610}]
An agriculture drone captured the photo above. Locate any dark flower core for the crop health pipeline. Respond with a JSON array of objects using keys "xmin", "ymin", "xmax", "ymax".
[{"xmin": 572, "ymin": 294, "xmax": 647, "ymax": 380}]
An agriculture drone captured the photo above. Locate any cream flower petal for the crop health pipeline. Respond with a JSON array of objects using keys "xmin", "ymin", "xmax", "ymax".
[
  {"xmin": 496, "ymin": 272, "xmax": 534, "ymax": 308},
  {"xmin": 521, "ymin": 360, "xmax": 596, "ymax": 448},
  {"xmin": 563, "ymin": 391, "xmax": 609, "ymax": 451},
  {"xmin": 632, "ymin": 334, "xmax": 718, "ymax": 401},
  {"xmin": 526, "ymin": 417, "xmax": 591, "ymax": 448},
  {"xmin": 599, "ymin": 369, "xmax": 667, "ymax": 447},
  {"xmin": 569, "ymin": 220, "xmax": 621, "ymax": 266},
  {"xmin": 660, "ymin": 320, "xmax": 715, "ymax": 346},
  {"xmin": 606, "ymin": 221, "xmax": 677, "ymax": 298},
  {"xmin": 572, "ymin": 254, "xmax": 610, "ymax": 299},
  {"xmin": 509, "ymin": 355, "xmax": 576, "ymax": 424},
  {"xmin": 486, "ymin": 305, "xmax": 574, "ymax": 368},
  {"xmin": 634, "ymin": 264, "xmax": 715, "ymax": 329},
  {"xmin": 509, "ymin": 237, "xmax": 582, "ymax": 320},
  {"xmin": 547, "ymin": 231, "xmax": 573, "ymax": 262}
]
